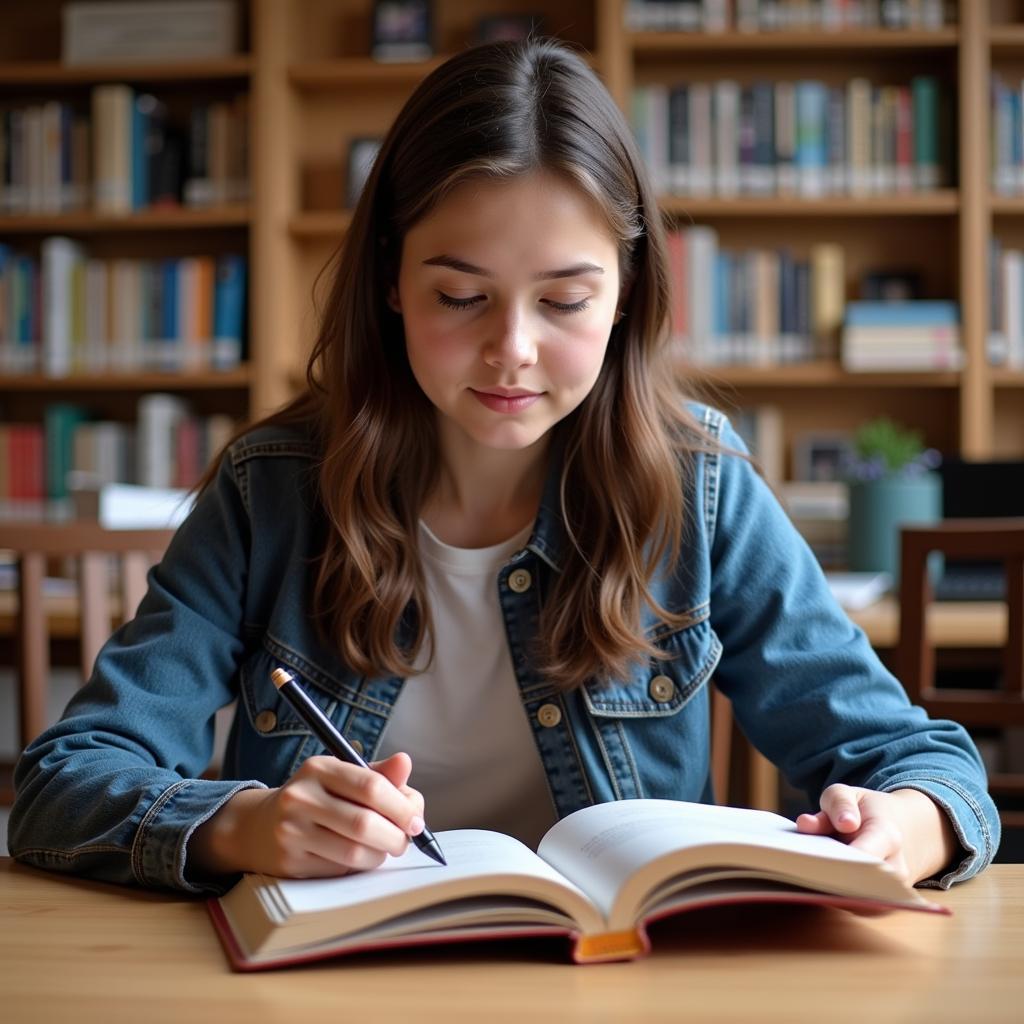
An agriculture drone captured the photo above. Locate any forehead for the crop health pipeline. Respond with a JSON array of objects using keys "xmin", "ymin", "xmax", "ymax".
[{"xmin": 403, "ymin": 171, "xmax": 618, "ymax": 262}]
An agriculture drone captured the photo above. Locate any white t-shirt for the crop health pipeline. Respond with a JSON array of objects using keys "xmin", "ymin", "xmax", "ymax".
[{"xmin": 374, "ymin": 519, "xmax": 558, "ymax": 851}]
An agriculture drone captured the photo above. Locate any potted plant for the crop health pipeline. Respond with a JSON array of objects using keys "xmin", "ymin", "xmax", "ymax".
[{"xmin": 843, "ymin": 418, "xmax": 942, "ymax": 582}]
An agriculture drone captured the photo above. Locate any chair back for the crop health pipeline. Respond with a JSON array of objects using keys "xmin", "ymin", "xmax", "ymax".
[
  {"xmin": 0, "ymin": 523, "xmax": 175, "ymax": 756},
  {"xmin": 897, "ymin": 518, "xmax": 1024, "ymax": 826}
]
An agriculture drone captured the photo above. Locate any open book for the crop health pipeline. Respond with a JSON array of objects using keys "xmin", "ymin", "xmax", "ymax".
[{"xmin": 208, "ymin": 798, "xmax": 947, "ymax": 970}]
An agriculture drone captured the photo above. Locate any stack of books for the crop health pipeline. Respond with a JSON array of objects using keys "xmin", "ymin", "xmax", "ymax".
[
  {"xmin": 630, "ymin": 75, "xmax": 945, "ymax": 198},
  {"xmin": 840, "ymin": 300, "xmax": 963, "ymax": 372}
]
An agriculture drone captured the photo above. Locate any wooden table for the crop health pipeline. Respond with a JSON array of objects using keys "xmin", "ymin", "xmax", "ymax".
[{"xmin": 1, "ymin": 859, "xmax": 1021, "ymax": 1023}]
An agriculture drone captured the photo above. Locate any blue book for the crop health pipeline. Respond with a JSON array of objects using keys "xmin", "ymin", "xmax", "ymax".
[
  {"xmin": 160, "ymin": 259, "xmax": 179, "ymax": 370},
  {"xmin": 795, "ymin": 81, "xmax": 827, "ymax": 191},
  {"xmin": 132, "ymin": 91, "xmax": 150, "ymax": 210},
  {"xmin": 844, "ymin": 301, "xmax": 960, "ymax": 327},
  {"xmin": 213, "ymin": 255, "xmax": 247, "ymax": 368}
]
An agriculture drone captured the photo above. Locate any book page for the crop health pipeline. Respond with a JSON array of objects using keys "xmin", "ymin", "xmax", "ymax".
[
  {"xmin": 249, "ymin": 829, "xmax": 604, "ymax": 951},
  {"xmin": 536, "ymin": 799, "xmax": 916, "ymax": 929}
]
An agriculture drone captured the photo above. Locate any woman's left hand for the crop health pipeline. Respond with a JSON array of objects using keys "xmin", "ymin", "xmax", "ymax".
[{"xmin": 795, "ymin": 784, "xmax": 957, "ymax": 885}]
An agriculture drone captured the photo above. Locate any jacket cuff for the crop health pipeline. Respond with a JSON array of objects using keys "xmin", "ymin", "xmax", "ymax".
[
  {"xmin": 878, "ymin": 773, "xmax": 1000, "ymax": 889},
  {"xmin": 132, "ymin": 778, "xmax": 268, "ymax": 894}
]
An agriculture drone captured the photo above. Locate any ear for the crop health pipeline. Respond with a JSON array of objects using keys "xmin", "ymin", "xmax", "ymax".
[{"xmin": 387, "ymin": 285, "xmax": 402, "ymax": 314}]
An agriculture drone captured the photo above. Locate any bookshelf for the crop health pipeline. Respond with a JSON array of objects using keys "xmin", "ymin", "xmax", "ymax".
[
  {"xmin": 0, "ymin": 0, "xmax": 254, "ymax": 507},
  {"xmin": 1, "ymin": 0, "xmax": 1023, "ymax": 505}
]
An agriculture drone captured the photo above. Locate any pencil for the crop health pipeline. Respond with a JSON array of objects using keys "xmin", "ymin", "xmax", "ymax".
[{"xmin": 270, "ymin": 667, "xmax": 446, "ymax": 866}]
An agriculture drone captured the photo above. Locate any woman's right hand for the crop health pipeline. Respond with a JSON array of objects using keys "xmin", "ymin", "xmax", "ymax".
[{"xmin": 189, "ymin": 752, "xmax": 426, "ymax": 879}]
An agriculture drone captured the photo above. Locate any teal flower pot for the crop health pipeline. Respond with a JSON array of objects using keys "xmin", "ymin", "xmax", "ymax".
[{"xmin": 847, "ymin": 473, "xmax": 942, "ymax": 583}]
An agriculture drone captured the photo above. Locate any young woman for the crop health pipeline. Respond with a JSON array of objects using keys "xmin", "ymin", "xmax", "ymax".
[{"xmin": 9, "ymin": 38, "xmax": 997, "ymax": 893}]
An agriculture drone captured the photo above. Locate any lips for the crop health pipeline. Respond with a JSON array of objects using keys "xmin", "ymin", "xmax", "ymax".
[{"xmin": 470, "ymin": 389, "xmax": 542, "ymax": 413}]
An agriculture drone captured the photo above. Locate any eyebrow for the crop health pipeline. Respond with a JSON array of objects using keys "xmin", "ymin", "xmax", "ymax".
[{"xmin": 422, "ymin": 254, "xmax": 604, "ymax": 281}]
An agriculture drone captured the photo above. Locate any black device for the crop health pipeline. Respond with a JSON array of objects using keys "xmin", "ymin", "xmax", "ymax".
[{"xmin": 933, "ymin": 458, "xmax": 1024, "ymax": 601}]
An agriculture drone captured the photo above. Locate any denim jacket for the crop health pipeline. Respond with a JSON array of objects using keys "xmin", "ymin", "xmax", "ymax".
[{"xmin": 9, "ymin": 404, "xmax": 1000, "ymax": 894}]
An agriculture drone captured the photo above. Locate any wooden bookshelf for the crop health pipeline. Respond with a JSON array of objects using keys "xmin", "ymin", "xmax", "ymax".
[
  {"xmin": 0, "ymin": 206, "xmax": 250, "ymax": 233},
  {"xmin": 0, "ymin": 368, "xmax": 252, "ymax": 393},
  {"xmin": 3, "ymin": 0, "xmax": 1023, "ymax": 502},
  {"xmin": 0, "ymin": 57, "xmax": 252, "ymax": 86}
]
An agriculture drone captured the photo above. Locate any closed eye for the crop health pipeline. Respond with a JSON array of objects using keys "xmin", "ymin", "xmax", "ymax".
[{"xmin": 434, "ymin": 291, "xmax": 591, "ymax": 314}]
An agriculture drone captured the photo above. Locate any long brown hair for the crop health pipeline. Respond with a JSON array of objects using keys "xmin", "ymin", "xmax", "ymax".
[{"xmin": 201, "ymin": 37, "xmax": 722, "ymax": 691}]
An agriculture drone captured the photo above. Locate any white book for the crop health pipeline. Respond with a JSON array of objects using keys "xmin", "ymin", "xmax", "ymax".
[
  {"xmin": 211, "ymin": 799, "xmax": 941, "ymax": 971},
  {"xmin": 136, "ymin": 393, "xmax": 189, "ymax": 489},
  {"xmin": 714, "ymin": 81, "xmax": 740, "ymax": 197},
  {"xmin": 41, "ymin": 236, "xmax": 85, "ymax": 377}
]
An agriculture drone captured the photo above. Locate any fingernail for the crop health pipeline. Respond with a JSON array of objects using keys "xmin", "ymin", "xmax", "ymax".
[
  {"xmin": 838, "ymin": 812, "xmax": 856, "ymax": 826},
  {"xmin": 408, "ymin": 816, "xmax": 425, "ymax": 836}
]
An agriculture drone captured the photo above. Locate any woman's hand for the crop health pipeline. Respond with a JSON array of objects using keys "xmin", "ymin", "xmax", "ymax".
[
  {"xmin": 795, "ymin": 784, "xmax": 958, "ymax": 885},
  {"xmin": 189, "ymin": 752, "xmax": 425, "ymax": 879}
]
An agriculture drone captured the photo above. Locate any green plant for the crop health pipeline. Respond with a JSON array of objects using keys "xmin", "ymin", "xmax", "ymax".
[{"xmin": 843, "ymin": 417, "xmax": 941, "ymax": 481}]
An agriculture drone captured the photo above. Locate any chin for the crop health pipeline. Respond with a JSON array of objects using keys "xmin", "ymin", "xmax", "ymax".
[{"xmin": 463, "ymin": 420, "xmax": 551, "ymax": 451}]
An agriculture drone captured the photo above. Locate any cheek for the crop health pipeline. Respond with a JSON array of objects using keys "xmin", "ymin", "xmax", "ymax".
[
  {"xmin": 405, "ymin": 323, "xmax": 468, "ymax": 377},
  {"xmin": 550, "ymin": 324, "xmax": 612, "ymax": 384}
]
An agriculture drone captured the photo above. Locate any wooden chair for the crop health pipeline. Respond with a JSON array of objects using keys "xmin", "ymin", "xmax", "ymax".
[
  {"xmin": 0, "ymin": 523, "xmax": 175, "ymax": 801},
  {"xmin": 897, "ymin": 518, "xmax": 1024, "ymax": 827}
]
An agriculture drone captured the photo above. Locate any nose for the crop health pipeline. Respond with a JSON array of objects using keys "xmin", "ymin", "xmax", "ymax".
[{"xmin": 483, "ymin": 305, "xmax": 538, "ymax": 370}]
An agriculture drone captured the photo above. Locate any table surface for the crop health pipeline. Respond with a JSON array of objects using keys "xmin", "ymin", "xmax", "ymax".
[{"xmin": 0, "ymin": 858, "xmax": 1021, "ymax": 1023}]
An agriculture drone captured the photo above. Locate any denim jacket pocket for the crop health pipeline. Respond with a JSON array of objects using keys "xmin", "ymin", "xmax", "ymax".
[
  {"xmin": 236, "ymin": 644, "xmax": 353, "ymax": 781},
  {"xmin": 582, "ymin": 611, "xmax": 723, "ymax": 719}
]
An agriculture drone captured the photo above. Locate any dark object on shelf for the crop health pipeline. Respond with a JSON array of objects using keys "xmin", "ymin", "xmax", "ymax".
[
  {"xmin": 932, "ymin": 459, "xmax": 1024, "ymax": 602},
  {"xmin": 476, "ymin": 13, "xmax": 544, "ymax": 43},
  {"xmin": 371, "ymin": 0, "xmax": 433, "ymax": 62},
  {"xmin": 860, "ymin": 269, "xmax": 923, "ymax": 302}
]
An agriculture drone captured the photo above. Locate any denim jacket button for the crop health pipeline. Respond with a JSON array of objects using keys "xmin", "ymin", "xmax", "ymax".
[
  {"xmin": 350, "ymin": 739, "xmax": 364, "ymax": 756},
  {"xmin": 649, "ymin": 675, "xmax": 676, "ymax": 703},
  {"xmin": 254, "ymin": 709, "xmax": 277, "ymax": 733},
  {"xmin": 537, "ymin": 703, "xmax": 562, "ymax": 728},
  {"xmin": 508, "ymin": 568, "xmax": 532, "ymax": 593}
]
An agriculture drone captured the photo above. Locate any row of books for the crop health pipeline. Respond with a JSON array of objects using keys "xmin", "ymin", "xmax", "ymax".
[
  {"xmin": 668, "ymin": 227, "xmax": 845, "ymax": 364},
  {"xmin": 0, "ymin": 88, "xmax": 249, "ymax": 216},
  {"xmin": 624, "ymin": 0, "xmax": 949, "ymax": 31},
  {"xmin": 631, "ymin": 76, "xmax": 946, "ymax": 198},
  {"xmin": 0, "ymin": 240, "xmax": 246, "ymax": 375},
  {"xmin": 991, "ymin": 75, "xmax": 1024, "ymax": 197},
  {"xmin": 0, "ymin": 396, "xmax": 233, "ymax": 519},
  {"xmin": 841, "ymin": 300, "xmax": 963, "ymax": 371},
  {"xmin": 988, "ymin": 239, "xmax": 1024, "ymax": 370}
]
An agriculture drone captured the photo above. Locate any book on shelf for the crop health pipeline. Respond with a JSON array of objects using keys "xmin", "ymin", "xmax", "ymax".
[
  {"xmin": 1, "ymin": 240, "xmax": 246, "ymax": 374},
  {"xmin": 209, "ymin": 798, "xmax": 944, "ymax": 971},
  {"xmin": 624, "ymin": 0, "xmax": 947, "ymax": 32},
  {"xmin": 0, "ymin": 400, "xmax": 233, "ymax": 520},
  {"xmin": 988, "ymin": 238, "xmax": 1024, "ymax": 369},
  {"xmin": 631, "ymin": 75, "xmax": 945, "ymax": 199},
  {"xmin": 840, "ymin": 300, "xmax": 963, "ymax": 372},
  {"xmin": 668, "ymin": 225, "xmax": 843, "ymax": 366},
  {"xmin": 0, "ymin": 87, "xmax": 246, "ymax": 216},
  {"xmin": 62, "ymin": 1, "xmax": 239, "ymax": 65}
]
